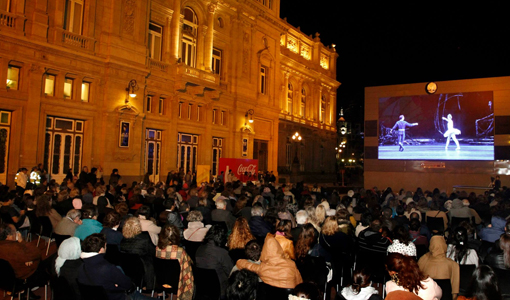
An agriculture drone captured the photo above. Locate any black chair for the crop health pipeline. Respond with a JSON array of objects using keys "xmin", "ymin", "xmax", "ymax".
[
  {"xmin": 458, "ymin": 264, "xmax": 476, "ymax": 296},
  {"xmin": 54, "ymin": 233, "xmax": 71, "ymax": 249},
  {"xmin": 434, "ymin": 279, "xmax": 452, "ymax": 300},
  {"xmin": 51, "ymin": 275, "xmax": 77, "ymax": 300},
  {"xmin": 183, "ymin": 239, "xmax": 202, "ymax": 263},
  {"xmin": 494, "ymin": 268, "xmax": 510, "ymax": 299},
  {"xmin": 104, "ymin": 244, "xmax": 122, "ymax": 266},
  {"xmin": 118, "ymin": 252, "xmax": 146, "ymax": 290},
  {"xmin": 77, "ymin": 281, "xmax": 109, "ymax": 300},
  {"xmin": 0, "ymin": 259, "xmax": 30, "ymax": 300},
  {"xmin": 153, "ymin": 258, "xmax": 181, "ymax": 300},
  {"xmin": 415, "ymin": 244, "xmax": 429, "ymax": 260},
  {"xmin": 194, "ymin": 267, "xmax": 220, "ymax": 300},
  {"xmin": 36, "ymin": 216, "xmax": 53, "ymax": 255},
  {"xmin": 256, "ymin": 282, "xmax": 293, "ymax": 300},
  {"xmin": 426, "ymin": 216, "xmax": 445, "ymax": 234}
]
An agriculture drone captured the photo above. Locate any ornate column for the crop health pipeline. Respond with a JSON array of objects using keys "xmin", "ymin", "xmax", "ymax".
[
  {"xmin": 204, "ymin": 2, "xmax": 216, "ymax": 72},
  {"xmin": 169, "ymin": 0, "xmax": 181, "ymax": 62},
  {"xmin": 283, "ymin": 72, "xmax": 289, "ymax": 113},
  {"xmin": 197, "ymin": 24, "xmax": 207, "ymax": 70}
]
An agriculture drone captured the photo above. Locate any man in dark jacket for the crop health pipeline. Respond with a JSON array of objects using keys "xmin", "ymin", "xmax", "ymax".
[
  {"xmin": 211, "ymin": 198, "xmax": 236, "ymax": 230},
  {"xmin": 248, "ymin": 204, "xmax": 272, "ymax": 242},
  {"xmin": 77, "ymin": 233, "xmax": 154, "ymax": 300}
]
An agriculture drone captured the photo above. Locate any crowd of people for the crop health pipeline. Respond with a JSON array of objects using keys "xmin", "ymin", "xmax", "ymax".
[{"xmin": 1, "ymin": 166, "xmax": 510, "ymax": 300}]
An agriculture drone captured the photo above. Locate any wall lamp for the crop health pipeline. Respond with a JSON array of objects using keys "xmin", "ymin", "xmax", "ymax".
[
  {"xmin": 126, "ymin": 79, "xmax": 138, "ymax": 98},
  {"xmin": 245, "ymin": 109, "xmax": 254, "ymax": 125}
]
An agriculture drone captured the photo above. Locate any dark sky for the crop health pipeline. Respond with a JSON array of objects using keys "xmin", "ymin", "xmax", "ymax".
[{"xmin": 279, "ymin": 2, "xmax": 510, "ymax": 125}]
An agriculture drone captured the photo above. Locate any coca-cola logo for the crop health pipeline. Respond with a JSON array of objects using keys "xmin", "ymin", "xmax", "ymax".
[{"xmin": 237, "ymin": 164, "xmax": 257, "ymax": 175}]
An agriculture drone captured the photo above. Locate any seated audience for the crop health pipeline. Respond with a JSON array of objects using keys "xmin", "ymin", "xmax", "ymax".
[
  {"xmin": 100, "ymin": 211, "xmax": 124, "ymax": 246},
  {"xmin": 156, "ymin": 225, "xmax": 194, "ymax": 300},
  {"xmin": 339, "ymin": 269, "xmax": 381, "ymax": 300},
  {"xmin": 211, "ymin": 198, "xmax": 237, "ymax": 230},
  {"xmin": 55, "ymin": 237, "xmax": 82, "ymax": 298},
  {"xmin": 388, "ymin": 225, "xmax": 417, "ymax": 257},
  {"xmin": 228, "ymin": 217, "xmax": 255, "ymax": 263},
  {"xmin": 385, "ymin": 253, "xmax": 442, "ymax": 300},
  {"xmin": 479, "ymin": 216, "xmax": 506, "ymax": 243},
  {"xmin": 183, "ymin": 210, "xmax": 211, "ymax": 242},
  {"xmin": 227, "ymin": 269, "xmax": 258, "ymax": 300},
  {"xmin": 248, "ymin": 204, "xmax": 272, "ymax": 242},
  {"xmin": 54, "ymin": 209, "xmax": 82, "ymax": 236},
  {"xmin": 269, "ymin": 219, "xmax": 295, "ymax": 260},
  {"xmin": 74, "ymin": 205, "xmax": 103, "ymax": 241},
  {"xmin": 236, "ymin": 234, "xmax": 302, "ymax": 289},
  {"xmin": 485, "ymin": 232, "xmax": 510, "ymax": 270},
  {"xmin": 77, "ymin": 233, "xmax": 154, "ymax": 300},
  {"xmin": 418, "ymin": 235, "xmax": 460, "ymax": 299},
  {"xmin": 457, "ymin": 265, "xmax": 502, "ymax": 300},
  {"xmin": 446, "ymin": 227, "xmax": 479, "ymax": 266},
  {"xmin": 136, "ymin": 205, "xmax": 161, "ymax": 245},
  {"xmin": 195, "ymin": 223, "xmax": 233, "ymax": 299},
  {"xmin": 35, "ymin": 194, "xmax": 62, "ymax": 229}
]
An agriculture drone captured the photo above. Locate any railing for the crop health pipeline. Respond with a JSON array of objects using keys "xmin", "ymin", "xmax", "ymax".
[
  {"xmin": 0, "ymin": 11, "xmax": 16, "ymax": 28},
  {"xmin": 177, "ymin": 64, "xmax": 220, "ymax": 85},
  {"xmin": 148, "ymin": 58, "xmax": 170, "ymax": 72},
  {"xmin": 54, "ymin": 28, "xmax": 96, "ymax": 53}
]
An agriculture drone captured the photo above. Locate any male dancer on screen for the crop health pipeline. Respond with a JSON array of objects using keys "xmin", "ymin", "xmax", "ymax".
[{"xmin": 390, "ymin": 115, "xmax": 418, "ymax": 152}]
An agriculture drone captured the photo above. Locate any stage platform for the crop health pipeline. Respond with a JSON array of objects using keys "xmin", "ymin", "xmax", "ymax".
[{"xmin": 378, "ymin": 145, "xmax": 494, "ymax": 160}]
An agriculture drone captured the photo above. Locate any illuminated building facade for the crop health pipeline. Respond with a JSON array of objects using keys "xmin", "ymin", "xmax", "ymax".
[{"xmin": 0, "ymin": 0, "xmax": 339, "ymax": 186}]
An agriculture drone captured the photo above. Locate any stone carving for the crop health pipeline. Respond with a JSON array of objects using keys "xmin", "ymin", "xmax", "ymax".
[{"xmin": 123, "ymin": 0, "xmax": 136, "ymax": 34}]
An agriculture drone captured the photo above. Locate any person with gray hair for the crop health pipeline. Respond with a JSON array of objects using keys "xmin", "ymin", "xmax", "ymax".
[
  {"xmin": 54, "ymin": 209, "xmax": 83, "ymax": 236},
  {"xmin": 291, "ymin": 210, "xmax": 317, "ymax": 245},
  {"xmin": 211, "ymin": 198, "xmax": 236, "ymax": 230},
  {"xmin": 248, "ymin": 203, "xmax": 272, "ymax": 242}
]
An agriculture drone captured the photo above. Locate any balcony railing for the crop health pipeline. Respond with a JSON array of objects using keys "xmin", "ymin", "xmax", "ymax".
[
  {"xmin": 0, "ymin": 11, "xmax": 25, "ymax": 32},
  {"xmin": 148, "ymin": 58, "xmax": 170, "ymax": 73},
  {"xmin": 52, "ymin": 28, "xmax": 96, "ymax": 53},
  {"xmin": 177, "ymin": 64, "xmax": 219, "ymax": 85}
]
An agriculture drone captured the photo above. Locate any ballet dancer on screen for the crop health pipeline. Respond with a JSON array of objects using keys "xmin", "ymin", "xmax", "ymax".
[
  {"xmin": 443, "ymin": 114, "xmax": 461, "ymax": 150},
  {"xmin": 390, "ymin": 115, "xmax": 418, "ymax": 152}
]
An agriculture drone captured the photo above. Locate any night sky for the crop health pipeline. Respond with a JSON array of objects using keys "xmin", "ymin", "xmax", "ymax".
[{"xmin": 279, "ymin": 2, "xmax": 510, "ymax": 126}]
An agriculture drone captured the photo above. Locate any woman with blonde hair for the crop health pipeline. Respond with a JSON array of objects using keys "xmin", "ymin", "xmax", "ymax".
[
  {"xmin": 183, "ymin": 210, "xmax": 210, "ymax": 242},
  {"xmin": 305, "ymin": 206, "xmax": 321, "ymax": 233},
  {"xmin": 156, "ymin": 225, "xmax": 194, "ymax": 300},
  {"xmin": 120, "ymin": 217, "xmax": 156, "ymax": 289},
  {"xmin": 318, "ymin": 216, "xmax": 353, "ymax": 263},
  {"xmin": 228, "ymin": 217, "xmax": 255, "ymax": 263},
  {"xmin": 315, "ymin": 204, "xmax": 326, "ymax": 226}
]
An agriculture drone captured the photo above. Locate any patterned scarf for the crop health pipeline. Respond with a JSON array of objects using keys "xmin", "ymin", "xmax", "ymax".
[{"xmin": 156, "ymin": 245, "xmax": 194, "ymax": 300}]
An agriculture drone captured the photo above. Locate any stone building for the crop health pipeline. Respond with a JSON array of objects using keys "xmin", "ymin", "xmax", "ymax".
[{"xmin": 0, "ymin": 0, "xmax": 339, "ymax": 186}]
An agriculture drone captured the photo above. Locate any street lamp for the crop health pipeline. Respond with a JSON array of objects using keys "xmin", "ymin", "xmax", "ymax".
[
  {"xmin": 125, "ymin": 79, "xmax": 139, "ymax": 104},
  {"xmin": 245, "ymin": 109, "xmax": 254, "ymax": 125},
  {"xmin": 292, "ymin": 132, "xmax": 302, "ymax": 141}
]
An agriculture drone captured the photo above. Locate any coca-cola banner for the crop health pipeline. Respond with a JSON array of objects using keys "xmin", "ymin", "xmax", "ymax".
[{"xmin": 219, "ymin": 158, "xmax": 259, "ymax": 182}]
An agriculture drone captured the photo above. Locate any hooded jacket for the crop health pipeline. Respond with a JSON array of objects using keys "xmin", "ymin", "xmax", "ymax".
[
  {"xmin": 236, "ymin": 235, "xmax": 302, "ymax": 288},
  {"xmin": 418, "ymin": 235, "xmax": 460, "ymax": 295},
  {"xmin": 479, "ymin": 216, "xmax": 506, "ymax": 243}
]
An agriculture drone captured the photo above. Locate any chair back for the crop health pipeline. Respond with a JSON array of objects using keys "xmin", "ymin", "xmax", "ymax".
[
  {"xmin": 434, "ymin": 279, "xmax": 452, "ymax": 300},
  {"xmin": 183, "ymin": 240, "xmax": 202, "ymax": 263},
  {"xmin": 153, "ymin": 258, "xmax": 180, "ymax": 294},
  {"xmin": 426, "ymin": 216, "xmax": 445, "ymax": 234},
  {"xmin": 354, "ymin": 248, "xmax": 387, "ymax": 283},
  {"xmin": 37, "ymin": 216, "xmax": 53, "ymax": 236},
  {"xmin": 104, "ymin": 244, "xmax": 121, "ymax": 266},
  {"xmin": 459, "ymin": 264, "xmax": 476, "ymax": 296},
  {"xmin": 77, "ymin": 282, "xmax": 109, "ymax": 300},
  {"xmin": 54, "ymin": 234, "xmax": 71, "ymax": 248},
  {"xmin": 51, "ymin": 275, "xmax": 76, "ymax": 300},
  {"xmin": 194, "ymin": 267, "xmax": 220, "ymax": 300},
  {"xmin": 118, "ymin": 252, "xmax": 146, "ymax": 289},
  {"xmin": 494, "ymin": 268, "xmax": 510, "ymax": 299},
  {"xmin": 257, "ymin": 282, "xmax": 293, "ymax": 300},
  {"xmin": 0, "ymin": 259, "xmax": 17, "ymax": 291},
  {"xmin": 1, "ymin": 211, "xmax": 13, "ymax": 224}
]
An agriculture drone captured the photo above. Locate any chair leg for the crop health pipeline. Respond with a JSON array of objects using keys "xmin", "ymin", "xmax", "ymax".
[
  {"xmin": 37, "ymin": 235, "xmax": 41, "ymax": 247},
  {"xmin": 46, "ymin": 239, "xmax": 51, "ymax": 256}
]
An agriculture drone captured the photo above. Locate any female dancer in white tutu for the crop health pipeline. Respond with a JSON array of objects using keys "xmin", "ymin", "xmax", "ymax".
[{"xmin": 443, "ymin": 114, "xmax": 461, "ymax": 150}]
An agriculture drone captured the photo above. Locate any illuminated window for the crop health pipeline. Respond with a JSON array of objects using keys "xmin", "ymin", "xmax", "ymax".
[
  {"xmin": 6, "ymin": 66, "xmax": 19, "ymax": 90},
  {"xmin": 300, "ymin": 87, "xmax": 306, "ymax": 117},
  {"xmin": 65, "ymin": 0, "xmax": 84, "ymax": 34},
  {"xmin": 64, "ymin": 78, "xmax": 74, "ymax": 99},
  {"xmin": 212, "ymin": 137, "xmax": 223, "ymax": 176},
  {"xmin": 81, "ymin": 81, "xmax": 90, "ymax": 102},
  {"xmin": 146, "ymin": 95, "xmax": 152, "ymax": 113},
  {"xmin": 181, "ymin": 7, "xmax": 198, "ymax": 67},
  {"xmin": 212, "ymin": 48, "xmax": 222, "ymax": 76},
  {"xmin": 148, "ymin": 23, "xmax": 163, "ymax": 60},
  {"xmin": 44, "ymin": 74, "xmax": 56, "ymax": 96},
  {"xmin": 158, "ymin": 97, "xmax": 164, "ymax": 115},
  {"xmin": 287, "ymin": 83, "xmax": 293, "ymax": 114},
  {"xmin": 260, "ymin": 66, "xmax": 267, "ymax": 94}
]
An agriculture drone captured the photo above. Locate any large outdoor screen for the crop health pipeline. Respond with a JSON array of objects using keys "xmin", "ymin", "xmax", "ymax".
[{"xmin": 378, "ymin": 91, "xmax": 494, "ymax": 160}]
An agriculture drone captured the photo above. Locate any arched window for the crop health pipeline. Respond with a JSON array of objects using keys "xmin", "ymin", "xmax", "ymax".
[
  {"xmin": 182, "ymin": 7, "xmax": 198, "ymax": 67},
  {"xmin": 287, "ymin": 83, "xmax": 293, "ymax": 115},
  {"xmin": 320, "ymin": 94, "xmax": 326, "ymax": 123},
  {"xmin": 300, "ymin": 87, "xmax": 306, "ymax": 117}
]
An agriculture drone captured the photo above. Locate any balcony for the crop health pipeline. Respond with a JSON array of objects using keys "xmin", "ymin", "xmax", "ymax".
[
  {"xmin": 51, "ymin": 28, "xmax": 96, "ymax": 53},
  {"xmin": 0, "ymin": 11, "xmax": 25, "ymax": 32},
  {"xmin": 176, "ymin": 64, "xmax": 219, "ymax": 85},
  {"xmin": 148, "ymin": 58, "xmax": 170, "ymax": 73}
]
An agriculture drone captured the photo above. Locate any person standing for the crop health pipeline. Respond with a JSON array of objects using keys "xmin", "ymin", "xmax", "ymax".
[
  {"xmin": 390, "ymin": 115, "xmax": 418, "ymax": 152},
  {"xmin": 15, "ymin": 168, "xmax": 28, "ymax": 196}
]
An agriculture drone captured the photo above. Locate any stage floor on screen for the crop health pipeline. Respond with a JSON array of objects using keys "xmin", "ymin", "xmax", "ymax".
[{"xmin": 378, "ymin": 145, "xmax": 494, "ymax": 160}]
